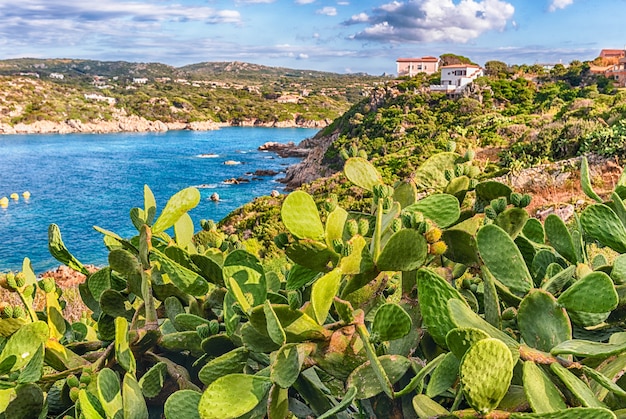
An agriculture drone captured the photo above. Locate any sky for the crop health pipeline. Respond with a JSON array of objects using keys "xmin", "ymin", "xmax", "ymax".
[{"xmin": 0, "ymin": 0, "xmax": 624, "ymax": 75}]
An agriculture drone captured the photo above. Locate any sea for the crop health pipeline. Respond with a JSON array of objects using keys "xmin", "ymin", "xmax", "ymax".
[{"xmin": 0, "ymin": 127, "xmax": 318, "ymax": 273}]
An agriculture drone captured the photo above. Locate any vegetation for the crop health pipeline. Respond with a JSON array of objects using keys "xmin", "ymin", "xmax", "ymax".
[
  {"xmin": 0, "ymin": 59, "xmax": 387, "ymax": 126},
  {"xmin": 5, "ymin": 150, "xmax": 626, "ymax": 418},
  {"xmin": 6, "ymin": 54, "xmax": 626, "ymax": 417},
  {"xmin": 316, "ymin": 60, "xmax": 626, "ymax": 184}
]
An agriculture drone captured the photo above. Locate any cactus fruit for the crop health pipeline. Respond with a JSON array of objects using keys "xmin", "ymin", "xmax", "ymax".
[
  {"xmin": 485, "ymin": 206, "xmax": 498, "ymax": 220},
  {"xmin": 429, "ymin": 241, "xmax": 448, "ymax": 256},
  {"xmin": 39, "ymin": 277, "xmax": 56, "ymax": 293},
  {"xmin": 425, "ymin": 227, "xmax": 442, "ymax": 244},
  {"xmin": 346, "ymin": 219, "xmax": 359, "ymax": 237},
  {"xmin": 357, "ymin": 218, "xmax": 370, "ymax": 236},
  {"xmin": 66, "ymin": 374, "xmax": 80, "ymax": 388}
]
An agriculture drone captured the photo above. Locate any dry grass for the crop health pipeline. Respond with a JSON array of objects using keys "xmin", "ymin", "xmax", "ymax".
[{"xmin": 0, "ymin": 266, "xmax": 93, "ymax": 324}]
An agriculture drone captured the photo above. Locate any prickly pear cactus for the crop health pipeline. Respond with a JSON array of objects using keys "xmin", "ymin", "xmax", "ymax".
[{"xmin": 459, "ymin": 338, "xmax": 514, "ymax": 414}]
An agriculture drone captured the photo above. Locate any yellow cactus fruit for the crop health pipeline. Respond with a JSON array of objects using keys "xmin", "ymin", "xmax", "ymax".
[
  {"xmin": 424, "ymin": 227, "xmax": 443, "ymax": 244},
  {"xmin": 429, "ymin": 241, "xmax": 448, "ymax": 256}
]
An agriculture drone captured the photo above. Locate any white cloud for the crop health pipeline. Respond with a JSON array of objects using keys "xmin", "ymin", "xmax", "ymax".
[
  {"xmin": 346, "ymin": 12, "xmax": 369, "ymax": 24},
  {"xmin": 297, "ymin": 53, "xmax": 309, "ymax": 59},
  {"xmin": 346, "ymin": 0, "xmax": 515, "ymax": 43},
  {"xmin": 337, "ymin": 1, "xmax": 350, "ymax": 5},
  {"xmin": 235, "ymin": 0, "xmax": 276, "ymax": 3},
  {"xmin": 548, "ymin": 0, "xmax": 574, "ymax": 12},
  {"xmin": 295, "ymin": 0, "xmax": 315, "ymax": 4},
  {"xmin": 317, "ymin": 7, "xmax": 337, "ymax": 16}
]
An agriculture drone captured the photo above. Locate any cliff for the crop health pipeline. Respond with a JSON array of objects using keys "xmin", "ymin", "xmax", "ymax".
[{"xmin": 280, "ymin": 132, "xmax": 339, "ymax": 189}]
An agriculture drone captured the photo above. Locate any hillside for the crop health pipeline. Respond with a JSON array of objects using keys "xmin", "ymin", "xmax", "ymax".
[
  {"xmin": 0, "ymin": 58, "xmax": 387, "ymax": 131},
  {"xmin": 221, "ymin": 60, "xmax": 626, "ymax": 255}
]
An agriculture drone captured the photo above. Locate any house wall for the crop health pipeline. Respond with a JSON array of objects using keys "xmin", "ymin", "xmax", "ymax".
[
  {"xmin": 440, "ymin": 66, "xmax": 483, "ymax": 87},
  {"xmin": 397, "ymin": 59, "xmax": 439, "ymax": 76}
]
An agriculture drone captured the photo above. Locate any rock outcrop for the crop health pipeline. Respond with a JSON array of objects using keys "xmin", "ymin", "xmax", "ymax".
[
  {"xmin": 258, "ymin": 141, "xmax": 310, "ymax": 158},
  {"xmin": 0, "ymin": 115, "xmax": 223, "ymax": 135},
  {"xmin": 281, "ymin": 133, "xmax": 339, "ymax": 189},
  {"xmin": 0, "ymin": 115, "xmax": 327, "ymax": 135}
]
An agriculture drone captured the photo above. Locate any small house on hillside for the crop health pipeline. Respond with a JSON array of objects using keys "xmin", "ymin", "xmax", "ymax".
[
  {"xmin": 606, "ymin": 57, "xmax": 626, "ymax": 87},
  {"xmin": 396, "ymin": 56, "xmax": 440, "ymax": 77},
  {"xmin": 600, "ymin": 49, "xmax": 625, "ymax": 60},
  {"xmin": 430, "ymin": 64, "xmax": 484, "ymax": 95}
]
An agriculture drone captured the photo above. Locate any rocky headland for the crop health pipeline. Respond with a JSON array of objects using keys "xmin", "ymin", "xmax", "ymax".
[{"xmin": 0, "ymin": 115, "xmax": 330, "ymax": 135}]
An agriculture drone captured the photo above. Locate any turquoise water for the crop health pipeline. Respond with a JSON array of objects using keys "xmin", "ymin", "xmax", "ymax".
[{"xmin": 0, "ymin": 127, "xmax": 318, "ymax": 273}]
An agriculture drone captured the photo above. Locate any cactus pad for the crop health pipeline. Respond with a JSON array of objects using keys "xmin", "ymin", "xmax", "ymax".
[
  {"xmin": 403, "ymin": 193, "xmax": 461, "ymax": 228},
  {"xmin": 523, "ymin": 360, "xmax": 566, "ymax": 413},
  {"xmin": 477, "ymin": 224, "xmax": 533, "ymax": 296},
  {"xmin": 376, "ymin": 229, "xmax": 428, "ymax": 272},
  {"xmin": 371, "ymin": 303, "xmax": 412, "ymax": 342},
  {"xmin": 164, "ymin": 390, "xmax": 202, "ymax": 419},
  {"xmin": 459, "ymin": 338, "xmax": 514, "ymax": 414},
  {"xmin": 581, "ymin": 204, "xmax": 626, "ymax": 253},
  {"xmin": 518, "ymin": 289, "xmax": 571, "ymax": 352},
  {"xmin": 281, "ymin": 190, "xmax": 325, "ymax": 240},
  {"xmin": 346, "ymin": 355, "xmax": 411, "ymax": 399},
  {"xmin": 270, "ymin": 343, "xmax": 308, "ymax": 388},
  {"xmin": 445, "ymin": 327, "xmax": 490, "ymax": 359},
  {"xmin": 557, "ymin": 271, "xmax": 618, "ymax": 313},
  {"xmin": 198, "ymin": 374, "xmax": 272, "ymax": 419},
  {"xmin": 417, "ymin": 268, "xmax": 468, "ymax": 348},
  {"xmin": 343, "ymin": 157, "xmax": 383, "ymax": 191},
  {"xmin": 198, "ymin": 347, "xmax": 249, "ymax": 386},
  {"xmin": 151, "ymin": 187, "xmax": 200, "ymax": 233}
]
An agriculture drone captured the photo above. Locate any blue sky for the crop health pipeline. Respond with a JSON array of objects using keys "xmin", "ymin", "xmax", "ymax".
[{"xmin": 0, "ymin": 0, "xmax": 623, "ymax": 75}]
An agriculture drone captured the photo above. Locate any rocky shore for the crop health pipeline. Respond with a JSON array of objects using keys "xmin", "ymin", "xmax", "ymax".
[{"xmin": 0, "ymin": 115, "xmax": 329, "ymax": 135}]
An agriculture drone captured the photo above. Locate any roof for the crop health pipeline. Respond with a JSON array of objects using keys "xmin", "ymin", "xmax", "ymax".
[
  {"xmin": 440, "ymin": 64, "xmax": 482, "ymax": 69},
  {"xmin": 600, "ymin": 49, "xmax": 625, "ymax": 57},
  {"xmin": 396, "ymin": 56, "xmax": 439, "ymax": 62}
]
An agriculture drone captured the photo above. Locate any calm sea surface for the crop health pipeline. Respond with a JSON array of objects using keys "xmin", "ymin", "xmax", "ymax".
[{"xmin": 0, "ymin": 127, "xmax": 318, "ymax": 273}]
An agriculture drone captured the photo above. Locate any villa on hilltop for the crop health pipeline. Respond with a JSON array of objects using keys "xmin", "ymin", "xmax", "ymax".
[
  {"xmin": 396, "ymin": 55, "xmax": 483, "ymax": 96},
  {"xmin": 430, "ymin": 64, "xmax": 484, "ymax": 96},
  {"xmin": 590, "ymin": 48, "xmax": 626, "ymax": 87},
  {"xmin": 396, "ymin": 56, "xmax": 440, "ymax": 77}
]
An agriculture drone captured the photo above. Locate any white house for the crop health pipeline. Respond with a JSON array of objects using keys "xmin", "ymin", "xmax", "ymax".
[
  {"xmin": 50, "ymin": 73, "xmax": 64, "ymax": 80},
  {"xmin": 430, "ymin": 64, "xmax": 484, "ymax": 95}
]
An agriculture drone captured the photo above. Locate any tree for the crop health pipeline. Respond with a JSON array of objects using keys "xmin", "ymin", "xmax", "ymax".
[
  {"xmin": 439, "ymin": 53, "xmax": 474, "ymax": 66},
  {"xmin": 484, "ymin": 60, "xmax": 511, "ymax": 78}
]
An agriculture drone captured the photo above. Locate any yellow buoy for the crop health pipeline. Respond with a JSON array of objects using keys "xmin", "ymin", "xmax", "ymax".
[
  {"xmin": 0, "ymin": 197, "xmax": 8, "ymax": 208},
  {"xmin": 22, "ymin": 191, "xmax": 31, "ymax": 199},
  {"xmin": 10, "ymin": 193, "xmax": 18, "ymax": 201}
]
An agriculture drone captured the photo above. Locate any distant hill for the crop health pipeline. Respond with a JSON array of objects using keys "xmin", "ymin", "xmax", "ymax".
[{"xmin": 0, "ymin": 58, "xmax": 388, "ymax": 129}]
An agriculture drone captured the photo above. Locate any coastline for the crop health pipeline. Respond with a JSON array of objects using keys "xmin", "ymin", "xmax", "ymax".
[{"xmin": 0, "ymin": 115, "xmax": 330, "ymax": 135}]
